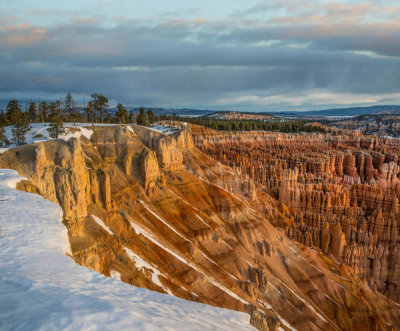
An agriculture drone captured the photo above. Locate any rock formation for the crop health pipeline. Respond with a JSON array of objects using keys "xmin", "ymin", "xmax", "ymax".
[
  {"xmin": 1, "ymin": 124, "xmax": 399, "ymax": 330},
  {"xmin": 192, "ymin": 125, "xmax": 400, "ymax": 304}
]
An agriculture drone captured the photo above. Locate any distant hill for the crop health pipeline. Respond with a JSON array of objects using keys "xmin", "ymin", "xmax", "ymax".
[
  {"xmin": 128, "ymin": 108, "xmax": 214, "ymax": 117},
  {"xmin": 327, "ymin": 113, "xmax": 400, "ymax": 137},
  {"xmin": 102, "ymin": 107, "xmax": 214, "ymax": 117},
  {"xmin": 205, "ymin": 111, "xmax": 276, "ymax": 120},
  {"xmin": 101, "ymin": 105, "xmax": 400, "ymax": 119},
  {"xmin": 272, "ymin": 105, "xmax": 400, "ymax": 118}
]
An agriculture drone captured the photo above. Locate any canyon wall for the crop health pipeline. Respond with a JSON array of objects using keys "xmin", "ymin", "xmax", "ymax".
[{"xmin": 1, "ymin": 124, "xmax": 399, "ymax": 330}]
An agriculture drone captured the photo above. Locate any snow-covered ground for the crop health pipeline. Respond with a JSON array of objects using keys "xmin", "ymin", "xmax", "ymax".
[
  {"xmin": 0, "ymin": 169, "xmax": 253, "ymax": 330},
  {"xmin": 1, "ymin": 123, "xmax": 98, "ymax": 152},
  {"xmin": 1, "ymin": 123, "xmax": 181, "ymax": 153},
  {"xmin": 149, "ymin": 124, "xmax": 180, "ymax": 135},
  {"xmin": 1, "ymin": 122, "xmax": 130, "ymax": 152}
]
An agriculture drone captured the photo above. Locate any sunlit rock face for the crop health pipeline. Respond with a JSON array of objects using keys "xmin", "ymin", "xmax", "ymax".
[
  {"xmin": 192, "ymin": 125, "xmax": 400, "ymax": 305},
  {"xmin": 1, "ymin": 124, "xmax": 399, "ymax": 330}
]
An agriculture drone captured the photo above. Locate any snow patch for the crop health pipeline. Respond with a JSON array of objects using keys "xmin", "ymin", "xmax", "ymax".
[
  {"xmin": 150, "ymin": 124, "xmax": 180, "ymax": 135},
  {"xmin": 200, "ymin": 250, "xmax": 218, "ymax": 266},
  {"xmin": 3, "ymin": 123, "xmax": 97, "ymax": 148},
  {"xmin": 242, "ymin": 258, "xmax": 255, "ymax": 268},
  {"xmin": 139, "ymin": 200, "xmax": 191, "ymax": 243},
  {"xmin": 110, "ymin": 270, "xmax": 121, "ymax": 281},
  {"xmin": 91, "ymin": 214, "xmax": 113, "ymax": 235},
  {"xmin": 124, "ymin": 247, "xmax": 172, "ymax": 295},
  {"xmin": 277, "ymin": 280, "xmax": 327, "ymax": 323},
  {"xmin": 0, "ymin": 170, "xmax": 27, "ymax": 189},
  {"xmin": 258, "ymin": 300, "xmax": 297, "ymax": 331},
  {"xmin": 59, "ymin": 125, "xmax": 93, "ymax": 141},
  {"xmin": 196, "ymin": 214, "xmax": 212, "ymax": 229}
]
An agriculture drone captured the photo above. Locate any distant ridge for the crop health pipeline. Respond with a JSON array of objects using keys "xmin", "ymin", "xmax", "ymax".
[
  {"xmin": 102, "ymin": 105, "xmax": 400, "ymax": 118},
  {"xmin": 271, "ymin": 105, "xmax": 400, "ymax": 117},
  {"xmin": 205, "ymin": 111, "xmax": 276, "ymax": 120}
]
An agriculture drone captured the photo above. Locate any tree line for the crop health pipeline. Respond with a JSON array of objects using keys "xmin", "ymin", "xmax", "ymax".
[
  {"xmin": 0, "ymin": 92, "xmax": 328, "ymax": 148},
  {"xmin": 0, "ymin": 93, "xmax": 158, "ymax": 147},
  {"xmin": 178, "ymin": 116, "xmax": 328, "ymax": 133}
]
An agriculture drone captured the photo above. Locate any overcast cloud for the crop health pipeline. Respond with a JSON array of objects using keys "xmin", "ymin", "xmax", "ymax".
[{"xmin": 1, "ymin": 0, "xmax": 400, "ymax": 111}]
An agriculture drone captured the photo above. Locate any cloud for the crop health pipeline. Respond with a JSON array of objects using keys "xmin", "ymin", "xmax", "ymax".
[
  {"xmin": 1, "ymin": 23, "xmax": 47, "ymax": 46},
  {"xmin": 1, "ymin": 3, "xmax": 400, "ymax": 111},
  {"xmin": 216, "ymin": 90, "xmax": 400, "ymax": 109}
]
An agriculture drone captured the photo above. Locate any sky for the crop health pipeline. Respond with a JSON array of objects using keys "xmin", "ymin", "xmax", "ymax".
[{"xmin": 1, "ymin": 0, "xmax": 400, "ymax": 112}]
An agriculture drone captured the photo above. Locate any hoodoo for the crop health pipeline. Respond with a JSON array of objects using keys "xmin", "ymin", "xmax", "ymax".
[{"xmin": 192, "ymin": 125, "xmax": 400, "ymax": 306}]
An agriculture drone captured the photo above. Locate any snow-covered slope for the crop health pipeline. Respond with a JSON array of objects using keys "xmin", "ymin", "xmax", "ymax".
[
  {"xmin": 2, "ymin": 123, "xmax": 97, "ymax": 149},
  {"xmin": 0, "ymin": 169, "xmax": 253, "ymax": 330}
]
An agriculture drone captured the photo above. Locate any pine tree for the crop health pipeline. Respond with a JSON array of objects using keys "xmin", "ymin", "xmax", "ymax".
[
  {"xmin": 147, "ymin": 109, "xmax": 156, "ymax": 124},
  {"xmin": 0, "ymin": 125, "xmax": 9, "ymax": 147},
  {"xmin": 56, "ymin": 99, "xmax": 63, "ymax": 120},
  {"xmin": 90, "ymin": 94, "xmax": 108, "ymax": 123},
  {"xmin": 115, "ymin": 103, "xmax": 128, "ymax": 123},
  {"xmin": 0, "ymin": 110, "xmax": 7, "ymax": 126},
  {"xmin": 136, "ymin": 108, "xmax": 148, "ymax": 126},
  {"xmin": 129, "ymin": 110, "xmax": 135, "ymax": 123},
  {"xmin": 47, "ymin": 117, "xmax": 65, "ymax": 139},
  {"xmin": 86, "ymin": 100, "xmax": 95, "ymax": 124},
  {"xmin": 65, "ymin": 93, "xmax": 73, "ymax": 121},
  {"xmin": 39, "ymin": 101, "xmax": 48, "ymax": 123},
  {"xmin": 6, "ymin": 99, "xmax": 19, "ymax": 123},
  {"xmin": 28, "ymin": 101, "xmax": 37, "ymax": 122},
  {"xmin": 7, "ymin": 99, "xmax": 31, "ymax": 146},
  {"xmin": 48, "ymin": 101, "xmax": 58, "ymax": 119}
]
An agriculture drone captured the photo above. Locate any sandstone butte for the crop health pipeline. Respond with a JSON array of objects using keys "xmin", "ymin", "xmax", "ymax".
[{"xmin": 1, "ymin": 124, "xmax": 399, "ymax": 331}]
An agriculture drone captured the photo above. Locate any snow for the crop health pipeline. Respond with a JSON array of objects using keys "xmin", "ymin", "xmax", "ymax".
[
  {"xmin": 1, "ymin": 123, "xmax": 141, "ymax": 151},
  {"xmin": 59, "ymin": 125, "xmax": 93, "ymax": 141},
  {"xmin": 324, "ymin": 294, "xmax": 340, "ymax": 306},
  {"xmin": 91, "ymin": 214, "xmax": 113, "ymax": 235},
  {"xmin": 196, "ymin": 214, "xmax": 212, "ymax": 229},
  {"xmin": 139, "ymin": 200, "xmax": 192, "ymax": 243},
  {"xmin": 195, "ymin": 172, "xmax": 235, "ymax": 197},
  {"xmin": 200, "ymin": 250, "xmax": 218, "ymax": 266},
  {"xmin": 110, "ymin": 270, "xmax": 121, "ymax": 281},
  {"xmin": 257, "ymin": 300, "xmax": 297, "ymax": 331},
  {"xmin": 149, "ymin": 124, "xmax": 180, "ymax": 135},
  {"xmin": 2, "ymin": 123, "xmax": 96, "ymax": 149},
  {"xmin": 124, "ymin": 247, "xmax": 173, "ymax": 295},
  {"xmin": 0, "ymin": 169, "xmax": 253, "ymax": 330},
  {"xmin": 277, "ymin": 279, "xmax": 327, "ymax": 323},
  {"xmin": 242, "ymin": 258, "xmax": 255, "ymax": 268}
]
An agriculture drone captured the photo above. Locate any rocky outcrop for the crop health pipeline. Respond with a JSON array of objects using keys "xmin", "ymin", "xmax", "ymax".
[
  {"xmin": 140, "ymin": 148, "xmax": 160, "ymax": 196},
  {"xmin": 155, "ymin": 136, "xmax": 183, "ymax": 170},
  {"xmin": 250, "ymin": 311, "xmax": 280, "ymax": 331},
  {"xmin": 28, "ymin": 139, "xmax": 90, "ymax": 221}
]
